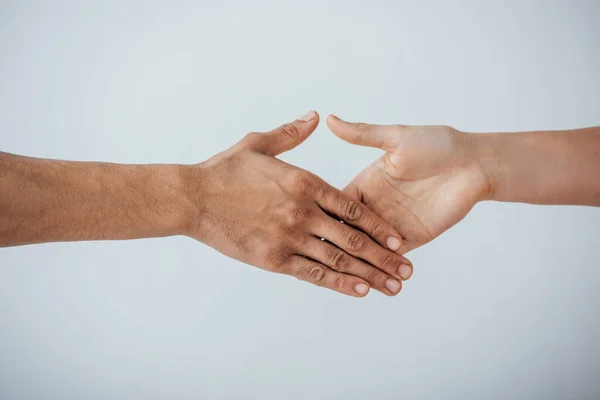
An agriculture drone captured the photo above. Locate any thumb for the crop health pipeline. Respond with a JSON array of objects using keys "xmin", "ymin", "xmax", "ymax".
[
  {"xmin": 326, "ymin": 114, "xmax": 400, "ymax": 151},
  {"xmin": 251, "ymin": 111, "xmax": 320, "ymax": 156}
]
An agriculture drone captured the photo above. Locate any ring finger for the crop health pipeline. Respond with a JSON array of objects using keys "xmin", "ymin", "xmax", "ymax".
[{"xmin": 299, "ymin": 237, "xmax": 402, "ymax": 295}]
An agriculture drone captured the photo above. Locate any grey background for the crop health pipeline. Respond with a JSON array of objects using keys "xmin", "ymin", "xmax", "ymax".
[{"xmin": 1, "ymin": 0, "xmax": 599, "ymax": 399}]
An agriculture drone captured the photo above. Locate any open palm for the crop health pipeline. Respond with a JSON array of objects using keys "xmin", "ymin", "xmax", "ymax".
[{"xmin": 327, "ymin": 115, "xmax": 491, "ymax": 254}]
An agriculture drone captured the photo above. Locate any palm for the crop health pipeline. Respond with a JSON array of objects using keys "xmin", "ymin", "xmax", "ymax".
[{"xmin": 334, "ymin": 122, "xmax": 489, "ymax": 254}]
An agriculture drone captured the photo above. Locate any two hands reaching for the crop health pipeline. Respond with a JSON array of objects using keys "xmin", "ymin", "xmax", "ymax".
[
  {"xmin": 1, "ymin": 111, "xmax": 599, "ymax": 297},
  {"xmin": 180, "ymin": 110, "xmax": 491, "ymax": 297},
  {"xmin": 188, "ymin": 111, "xmax": 412, "ymax": 297}
]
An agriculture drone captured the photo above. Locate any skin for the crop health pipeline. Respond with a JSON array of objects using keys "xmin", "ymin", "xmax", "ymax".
[
  {"xmin": 327, "ymin": 115, "xmax": 600, "ymax": 254},
  {"xmin": 0, "ymin": 111, "xmax": 413, "ymax": 298}
]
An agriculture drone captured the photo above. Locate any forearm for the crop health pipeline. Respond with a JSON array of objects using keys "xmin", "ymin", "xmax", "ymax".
[
  {"xmin": 472, "ymin": 127, "xmax": 600, "ymax": 205},
  {"xmin": 0, "ymin": 152, "xmax": 195, "ymax": 247}
]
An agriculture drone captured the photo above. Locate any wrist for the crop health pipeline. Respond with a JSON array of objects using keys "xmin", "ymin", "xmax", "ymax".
[
  {"xmin": 148, "ymin": 163, "xmax": 199, "ymax": 238},
  {"xmin": 465, "ymin": 132, "xmax": 500, "ymax": 202},
  {"xmin": 177, "ymin": 162, "xmax": 212, "ymax": 240}
]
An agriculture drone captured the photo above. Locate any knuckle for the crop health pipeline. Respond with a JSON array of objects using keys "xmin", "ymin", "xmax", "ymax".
[
  {"xmin": 367, "ymin": 220, "xmax": 382, "ymax": 236},
  {"xmin": 239, "ymin": 132, "xmax": 264, "ymax": 151},
  {"xmin": 298, "ymin": 264, "xmax": 326, "ymax": 284},
  {"xmin": 353, "ymin": 123, "xmax": 371, "ymax": 143},
  {"xmin": 394, "ymin": 124, "xmax": 407, "ymax": 134},
  {"xmin": 347, "ymin": 231, "xmax": 367, "ymax": 252},
  {"xmin": 289, "ymin": 171, "xmax": 315, "ymax": 194},
  {"xmin": 264, "ymin": 246, "xmax": 291, "ymax": 270},
  {"xmin": 288, "ymin": 204, "xmax": 314, "ymax": 224},
  {"xmin": 365, "ymin": 268, "xmax": 383, "ymax": 283},
  {"xmin": 276, "ymin": 226, "xmax": 301, "ymax": 243},
  {"xmin": 342, "ymin": 199, "xmax": 362, "ymax": 222},
  {"xmin": 355, "ymin": 122, "xmax": 370, "ymax": 132},
  {"xmin": 293, "ymin": 233, "xmax": 309, "ymax": 246},
  {"xmin": 245, "ymin": 131, "xmax": 261, "ymax": 139},
  {"xmin": 243, "ymin": 131, "xmax": 262, "ymax": 144},
  {"xmin": 329, "ymin": 250, "xmax": 350, "ymax": 271},
  {"xmin": 334, "ymin": 274, "xmax": 346, "ymax": 289},
  {"xmin": 309, "ymin": 265, "xmax": 326, "ymax": 283},
  {"xmin": 378, "ymin": 251, "xmax": 395, "ymax": 270},
  {"xmin": 278, "ymin": 123, "xmax": 301, "ymax": 140}
]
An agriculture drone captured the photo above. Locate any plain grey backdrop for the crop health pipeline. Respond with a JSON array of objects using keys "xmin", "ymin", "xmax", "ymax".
[{"xmin": 1, "ymin": 0, "xmax": 599, "ymax": 399}]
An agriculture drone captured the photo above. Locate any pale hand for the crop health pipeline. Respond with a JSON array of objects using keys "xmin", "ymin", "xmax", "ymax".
[{"xmin": 327, "ymin": 115, "xmax": 491, "ymax": 254}]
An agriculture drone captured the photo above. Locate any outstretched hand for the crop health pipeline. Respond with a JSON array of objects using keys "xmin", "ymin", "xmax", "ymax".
[
  {"xmin": 327, "ymin": 115, "xmax": 492, "ymax": 254},
  {"xmin": 185, "ymin": 112, "xmax": 413, "ymax": 297}
]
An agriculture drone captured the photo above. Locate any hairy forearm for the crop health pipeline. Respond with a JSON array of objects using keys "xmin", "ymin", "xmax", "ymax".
[
  {"xmin": 0, "ymin": 152, "xmax": 195, "ymax": 247},
  {"xmin": 472, "ymin": 127, "xmax": 600, "ymax": 205}
]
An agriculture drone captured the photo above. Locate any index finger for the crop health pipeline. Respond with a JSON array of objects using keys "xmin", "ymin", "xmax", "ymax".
[{"xmin": 315, "ymin": 184, "xmax": 403, "ymax": 252}]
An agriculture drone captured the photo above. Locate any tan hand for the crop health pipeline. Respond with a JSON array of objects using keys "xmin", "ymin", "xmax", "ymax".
[
  {"xmin": 327, "ymin": 115, "xmax": 492, "ymax": 254},
  {"xmin": 185, "ymin": 112, "xmax": 413, "ymax": 297}
]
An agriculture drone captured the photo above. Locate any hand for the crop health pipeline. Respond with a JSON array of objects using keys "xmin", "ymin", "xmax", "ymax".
[
  {"xmin": 184, "ymin": 111, "xmax": 413, "ymax": 297},
  {"xmin": 327, "ymin": 115, "xmax": 492, "ymax": 254}
]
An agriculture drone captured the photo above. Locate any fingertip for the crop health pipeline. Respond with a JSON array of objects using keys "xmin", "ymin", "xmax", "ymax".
[
  {"xmin": 264, "ymin": 111, "xmax": 321, "ymax": 156},
  {"xmin": 386, "ymin": 236, "xmax": 402, "ymax": 251},
  {"xmin": 326, "ymin": 114, "xmax": 346, "ymax": 132},
  {"xmin": 294, "ymin": 111, "xmax": 320, "ymax": 132},
  {"xmin": 326, "ymin": 115, "xmax": 386, "ymax": 148},
  {"xmin": 384, "ymin": 279, "xmax": 402, "ymax": 295},
  {"xmin": 298, "ymin": 110, "xmax": 318, "ymax": 122},
  {"xmin": 354, "ymin": 282, "xmax": 370, "ymax": 296},
  {"xmin": 398, "ymin": 263, "xmax": 413, "ymax": 280},
  {"xmin": 327, "ymin": 115, "xmax": 356, "ymax": 146},
  {"xmin": 326, "ymin": 114, "xmax": 339, "ymax": 124}
]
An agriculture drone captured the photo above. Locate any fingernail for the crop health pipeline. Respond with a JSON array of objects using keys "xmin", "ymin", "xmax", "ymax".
[
  {"xmin": 385, "ymin": 279, "xmax": 401, "ymax": 294},
  {"xmin": 298, "ymin": 110, "xmax": 317, "ymax": 122},
  {"xmin": 354, "ymin": 283, "xmax": 369, "ymax": 296},
  {"xmin": 386, "ymin": 236, "xmax": 401, "ymax": 251},
  {"xmin": 398, "ymin": 264, "xmax": 413, "ymax": 280}
]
